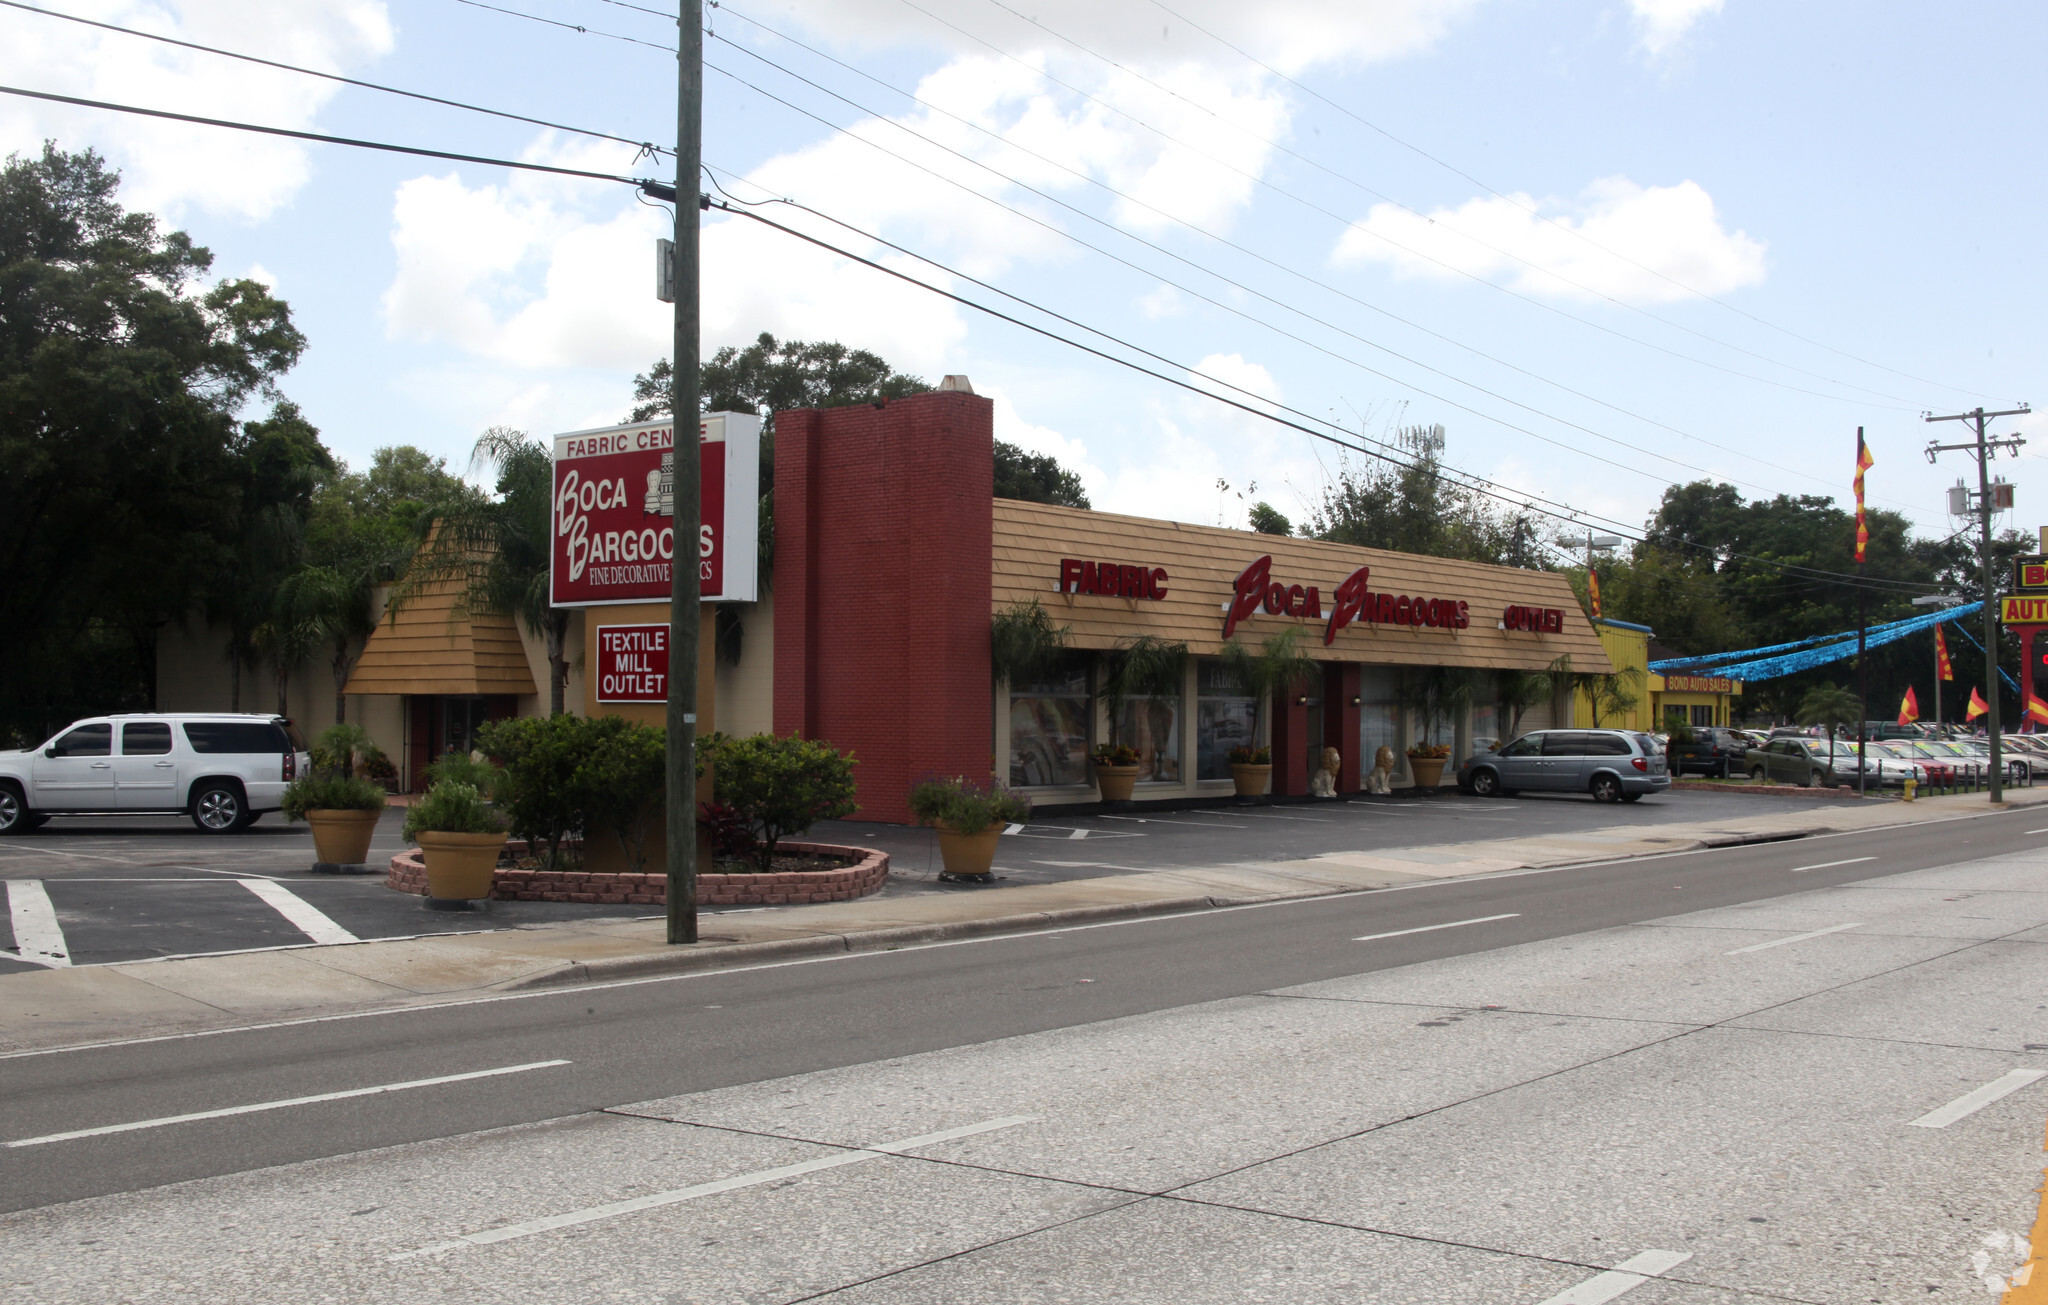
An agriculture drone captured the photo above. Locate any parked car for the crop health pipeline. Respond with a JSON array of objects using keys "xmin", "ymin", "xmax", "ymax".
[
  {"xmin": 1875, "ymin": 739, "xmax": 1972, "ymax": 787},
  {"xmin": 1458, "ymin": 729, "xmax": 1670, "ymax": 803},
  {"xmin": 1939, "ymin": 737, "xmax": 2042, "ymax": 783},
  {"xmin": 0, "ymin": 713, "xmax": 310, "ymax": 834},
  {"xmin": 1743, "ymin": 737, "xmax": 1881, "ymax": 788},
  {"xmin": 1666, "ymin": 726, "xmax": 1753, "ymax": 778}
]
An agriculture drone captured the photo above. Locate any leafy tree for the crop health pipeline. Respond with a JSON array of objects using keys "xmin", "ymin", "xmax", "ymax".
[
  {"xmin": 391, "ymin": 429, "xmax": 571, "ymax": 714},
  {"xmin": 995, "ymin": 442, "xmax": 1090, "ymax": 508},
  {"xmin": 710, "ymin": 733, "xmax": 859, "ymax": 871},
  {"xmin": 1795, "ymin": 681, "xmax": 1860, "ymax": 751},
  {"xmin": 212, "ymin": 401, "xmax": 332, "ymax": 711},
  {"xmin": 1247, "ymin": 502, "xmax": 1291, "ymax": 536},
  {"xmin": 1303, "ymin": 425, "xmax": 1548, "ymax": 567},
  {"xmin": 0, "ymin": 144, "xmax": 305, "ymax": 738}
]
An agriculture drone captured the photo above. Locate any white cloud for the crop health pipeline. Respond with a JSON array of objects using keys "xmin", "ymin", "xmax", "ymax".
[
  {"xmin": 1138, "ymin": 284, "xmax": 1184, "ymax": 319},
  {"xmin": 1330, "ymin": 176, "xmax": 1766, "ymax": 304},
  {"xmin": 1628, "ymin": 0, "xmax": 1722, "ymax": 57},
  {"xmin": 0, "ymin": 0, "xmax": 392, "ymax": 221}
]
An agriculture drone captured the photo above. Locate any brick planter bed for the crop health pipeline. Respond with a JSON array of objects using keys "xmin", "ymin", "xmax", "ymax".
[{"xmin": 386, "ymin": 841, "xmax": 889, "ymax": 905}]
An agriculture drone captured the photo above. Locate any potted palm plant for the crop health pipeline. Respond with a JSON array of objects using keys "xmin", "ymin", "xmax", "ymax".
[
  {"xmin": 1096, "ymin": 636, "xmax": 1188, "ymax": 801},
  {"xmin": 1405, "ymin": 742, "xmax": 1453, "ymax": 788},
  {"xmin": 909, "ymin": 776, "xmax": 1030, "ymax": 879},
  {"xmin": 281, "ymin": 723, "xmax": 388, "ymax": 869},
  {"xmin": 1228, "ymin": 744, "xmax": 1273, "ymax": 797},
  {"xmin": 403, "ymin": 753, "xmax": 509, "ymax": 901},
  {"xmin": 1219, "ymin": 629, "xmax": 1317, "ymax": 800}
]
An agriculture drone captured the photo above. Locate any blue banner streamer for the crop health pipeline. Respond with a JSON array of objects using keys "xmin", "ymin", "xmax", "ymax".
[{"xmin": 1649, "ymin": 602, "xmax": 1984, "ymax": 682}]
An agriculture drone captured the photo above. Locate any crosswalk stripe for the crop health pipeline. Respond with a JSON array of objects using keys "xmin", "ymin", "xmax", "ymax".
[
  {"xmin": 238, "ymin": 879, "xmax": 358, "ymax": 945},
  {"xmin": 6, "ymin": 879, "xmax": 70, "ymax": 967}
]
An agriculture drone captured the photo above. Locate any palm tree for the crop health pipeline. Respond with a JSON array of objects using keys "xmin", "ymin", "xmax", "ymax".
[
  {"xmin": 1220, "ymin": 628, "xmax": 1319, "ymax": 750},
  {"xmin": 1796, "ymin": 681, "xmax": 1860, "ymax": 751},
  {"xmin": 1100, "ymin": 636, "xmax": 1188, "ymax": 752},
  {"xmin": 390, "ymin": 429, "xmax": 571, "ymax": 714},
  {"xmin": 1498, "ymin": 655, "xmax": 1575, "ymax": 740},
  {"xmin": 249, "ymin": 612, "xmax": 320, "ymax": 719},
  {"xmin": 274, "ymin": 565, "xmax": 379, "ymax": 724}
]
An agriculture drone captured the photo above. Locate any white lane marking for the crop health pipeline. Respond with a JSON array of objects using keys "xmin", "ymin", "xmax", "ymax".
[
  {"xmin": 8, "ymin": 801, "xmax": 2030, "ymax": 1062},
  {"xmin": 1724, "ymin": 922, "xmax": 1862, "ymax": 954},
  {"xmin": 1789, "ymin": 856, "xmax": 1877, "ymax": 873},
  {"xmin": 1067, "ymin": 828, "xmax": 1089, "ymax": 840},
  {"xmin": 238, "ymin": 878, "xmax": 358, "ymax": 945},
  {"xmin": 1001, "ymin": 823, "xmax": 1025, "ymax": 835},
  {"xmin": 1097, "ymin": 814, "xmax": 1249, "ymax": 828},
  {"xmin": 7, "ymin": 880, "xmax": 70, "ymax": 967},
  {"xmin": 1032, "ymin": 860, "xmax": 1154, "ymax": 872},
  {"xmin": 1354, "ymin": 913, "xmax": 1520, "ymax": 942},
  {"xmin": 6, "ymin": 1060, "xmax": 570, "ymax": 1147},
  {"xmin": 1908, "ymin": 1069, "xmax": 2048, "ymax": 1128},
  {"xmin": 1195, "ymin": 810, "xmax": 1334, "ymax": 823},
  {"xmin": 0, "ymin": 845, "xmax": 283, "ymax": 878},
  {"xmin": 1535, "ymin": 1250, "xmax": 1693, "ymax": 1304},
  {"xmin": 391, "ymin": 1114, "xmax": 1035, "ymax": 1260},
  {"xmin": 2027, "ymin": 828, "xmax": 2048, "ymax": 835}
]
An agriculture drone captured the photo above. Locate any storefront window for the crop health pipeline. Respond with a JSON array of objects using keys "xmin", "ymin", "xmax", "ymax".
[
  {"xmin": 1195, "ymin": 659, "xmax": 1255, "ymax": 780},
  {"xmin": 1357, "ymin": 666, "xmax": 1399, "ymax": 770},
  {"xmin": 1471, "ymin": 701, "xmax": 1502, "ymax": 755},
  {"xmin": 1115, "ymin": 695, "xmax": 1183, "ymax": 783},
  {"xmin": 1010, "ymin": 655, "xmax": 1091, "ymax": 787},
  {"xmin": 1691, "ymin": 704, "xmax": 1715, "ymax": 727}
]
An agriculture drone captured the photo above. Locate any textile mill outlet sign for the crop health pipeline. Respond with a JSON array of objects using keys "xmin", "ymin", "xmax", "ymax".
[
  {"xmin": 549, "ymin": 412, "xmax": 760, "ymax": 607},
  {"xmin": 594, "ymin": 624, "xmax": 669, "ymax": 702}
]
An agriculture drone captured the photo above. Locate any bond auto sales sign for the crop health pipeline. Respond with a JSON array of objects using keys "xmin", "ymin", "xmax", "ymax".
[{"xmin": 550, "ymin": 412, "xmax": 761, "ymax": 607}]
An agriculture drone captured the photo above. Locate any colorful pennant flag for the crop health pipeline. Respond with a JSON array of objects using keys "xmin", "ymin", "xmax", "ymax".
[
  {"xmin": 1934, "ymin": 623, "xmax": 1953, "ymax": 681},
  {"xmin": 1587, "ymin": 568, "xmax": 1602, "ymax": 620},
  {"xmin": 1967, "ymin": 686, "xmax": 1989, "ymax": 721},
  {"xmin": 1897, "ymin": 685, "xmax": 1920, "ymax": 726},
  {"xmin": 1854, "ymin": 430, "xmax": 1874, "ymax": 564},
  {"xmin": 2028, "ymin": 693, "xmax": 2048, "ymax": 727}
]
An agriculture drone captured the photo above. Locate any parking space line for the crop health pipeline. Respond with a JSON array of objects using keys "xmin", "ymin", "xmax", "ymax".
[
  {"xmin": 1194, "ymin": 810, "xmax": 1333, "ymax": 823},
  {"xmin": 1067, "ymin": 828, "xmax": 1088, "ymax": 840},
  {"xmin": 1908, "ymin": 1069, "xmax": 2048, "ymax": 1129},
  {"xmin": 1535, "ymin": 1250, "xmax": 1692, "ymax": 1304},
  {"xmin": 1354, "ymin": 913, "xmax": 1519, "ymax": 942},
  {"xmin": 1098, "ymin": 814, "xmax": 1249, "ymax": 828},
  {"xmin": 1789, "ymin": 856, "xmax": 1877, "ymax": 873},
  {"xmin": 6, "ymin": 1059, "xmax": 571, "ymax": 1147},
  {"xmin": 6, "ymin": 880, "xmax": 70, "ymax": 967},
  {"xmin": 1001, "ymin": 823, "xmax": 1025, "ymax": 835},
  {"xmin": 391, "ymin": 1114, "xmax": 1035, "ymax": 1260},
  {"xmin": 238, "ymin": 879, "xmax": 359, "ymax": 945},
  {"xmin": 1724, "ymin": 922, "xmax": 1861, "ymax": 954}
]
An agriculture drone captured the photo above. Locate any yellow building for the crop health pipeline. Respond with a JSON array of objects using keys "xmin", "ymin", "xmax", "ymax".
[{"xmin": 1574, "ymin": 618, "xmax": 1653, "ymax": 731}]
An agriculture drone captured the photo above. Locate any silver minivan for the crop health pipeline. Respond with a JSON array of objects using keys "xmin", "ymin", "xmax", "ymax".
[{"xmin": 1458, "ymin": 729, "xmax": 1670, "ymax": 803}]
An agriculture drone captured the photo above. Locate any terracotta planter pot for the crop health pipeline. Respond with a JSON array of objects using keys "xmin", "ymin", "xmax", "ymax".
[
  {"xmin": 934, "ymin": 823, "xmax": 1002, "ymax": 878},
  {"xmin": 1230, "ymin": 763, "xmax": 1272, "ymax": 797},
  {"xmin": 1407, "ymin": 757, "xmax": 1447, "ymax": 789},
  {"xmin": 415, "ymin": 830, "xmax": 508, "ymax": 900},
  {"xmin": 1094, "ymin": 763, "xmax": 1140, "ymax": 802},
  {"xmin": 305, "ymin": 808, "xmax": 381, "ymax": 866}
]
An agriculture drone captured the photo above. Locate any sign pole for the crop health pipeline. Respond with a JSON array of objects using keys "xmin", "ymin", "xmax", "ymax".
[
  {"xmin": 1855, "ymin": 428, "xmax": 1868, "ymax": 798},
  {"xmin": 666, "ymin": 0, "xmax": 703, "ymax": 944}
]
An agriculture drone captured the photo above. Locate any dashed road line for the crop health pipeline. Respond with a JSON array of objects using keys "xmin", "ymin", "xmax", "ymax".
[
  {"xmin": 1354, "ymin": 913, "xmax": 1519, "ymax": 942},
  {"xmin": 1908, "ymin": 1069, "xmax": 2048, "ymax": 1128},
  {"xmin": 6, "ymin": 879, "xmax": 70, "ymax": 966},
  {"xmin": 1534, "ymin": 1250, "xmax": 1692, "ymax": 1304},
  {"xmin": 1789, "ymin": 856, "xmax": 1877, "ymax": 873},
  {"xmin": 390, "ymin": 1114, "xmax": 1035, "ymax": 1260},
  {"xmin": 238, "ymin": 878, "xmax": 359, "ymax": 945},
  {"xmin": 7, "ymin": 1059, "xmax": 571, "ymax": 1146},
  {"xmin": 1724, "ymin": 922, "xmax": 1861, "ymax": 954}
]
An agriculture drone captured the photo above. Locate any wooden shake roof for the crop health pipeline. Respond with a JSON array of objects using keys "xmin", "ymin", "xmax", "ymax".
[
  {"xmin": 992, "ymin": 500, "xmax": 1614, "ymax": 674},
  {"xmin": 342, "ymin": 565, "xmax": 538, "ymax": 697}
]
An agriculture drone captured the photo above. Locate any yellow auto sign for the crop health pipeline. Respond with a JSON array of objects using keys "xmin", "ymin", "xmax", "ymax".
[{"xmin": 2000, "ymin": 596, "xmax": 2048, "ymax": 623}]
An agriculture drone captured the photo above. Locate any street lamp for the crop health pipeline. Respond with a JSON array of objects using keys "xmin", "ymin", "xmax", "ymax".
[{"xmin": 1556, "ymin": 532, "xmax": 1623, "ymax": 571}]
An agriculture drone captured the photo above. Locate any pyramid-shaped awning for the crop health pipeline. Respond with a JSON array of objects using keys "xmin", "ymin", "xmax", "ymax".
[{"xmin": 343, "ymin": 568, "xmax": 538, "ymax": 697}]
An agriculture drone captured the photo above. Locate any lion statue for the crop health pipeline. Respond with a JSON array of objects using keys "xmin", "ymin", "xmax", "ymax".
[
  {"xmin": 1309, "ymin": 745, "xmax": 1342, "ymax": 798},
  {"xmin": 1366, "ymin": 745, "xmax": 1397, "ymax": 795}
]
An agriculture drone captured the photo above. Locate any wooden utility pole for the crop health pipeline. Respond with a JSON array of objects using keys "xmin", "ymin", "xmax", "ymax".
[
  {"xmin": 1855, "ymin": 428, "xmax": 1868, "ymax": 798},
  {"xmin": 1925, "ymin": 404, "xmax": 2030, "ymax": 802},
  {"xmin": 666, "ymin": 0, "xmax": 703, "ymax": 944}
]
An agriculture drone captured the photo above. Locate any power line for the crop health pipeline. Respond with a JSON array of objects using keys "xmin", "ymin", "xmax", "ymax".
[
  {"xmin": 707, "ymin": 6, "xmax": 1924, "ymax": 515},
  {"xmin": 0, "ymin": 0, "xmax": 672, "ymax": 157},
  {"xmin": 885, "ymin": 0, "xmax": 1921, "ymax": 411},
  {"xmin": 0, "ymin": 83, "xmax": 653, "ymax": 184},
  {"xmin": 1143, "ymin": 0, "xmax": 1994, "ymax": 404},
  {"xmin": 448, "ymin": 0, "xmax": 674, "ymax": 52},
  {"xmin": 706, "ymin": 191, "xmax": 1937, "ymax": 597}
]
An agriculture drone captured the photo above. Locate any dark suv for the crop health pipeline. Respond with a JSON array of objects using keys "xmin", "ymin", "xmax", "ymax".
[
  {"xmin": 1458, "ymin": 729, "xmax": 1671, "ymax": 803},
  {"xmin": 1666, "ymin": 726, "xmax": 1751, "ymax": 778}
]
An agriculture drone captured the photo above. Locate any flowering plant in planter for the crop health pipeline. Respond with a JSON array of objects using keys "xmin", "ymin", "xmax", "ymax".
[
  {"xmin": 1090, "ymin": 743, "xmax": 1140, "ymax": 767},
  {"xmin": 908, "ymin": 775, "xmax": 1031, "ymax": 835},
  {"xmin": 1227, "ymin": 745, "xmax": 1271, "ymax": 766},
  {"xmin": 1406, "ymin": 743, "xmax": 1453, "ymax": 760}
]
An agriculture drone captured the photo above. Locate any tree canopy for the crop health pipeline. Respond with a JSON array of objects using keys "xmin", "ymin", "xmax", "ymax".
[
  {"xmin": 0, "ymin": 144, "xmax": 306, "ymax": 740},
  {"xmin": 995, "ymin": 441, "xmax": 1090, "ymax": 509},
  {"xmin": 1302, "ymin": 425, "xmax": 1548, "ymax": 568}
]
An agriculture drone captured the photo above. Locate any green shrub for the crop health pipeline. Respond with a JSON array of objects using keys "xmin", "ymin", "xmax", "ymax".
[
  {"xmin": 425, "ymin": 749, "xmax": 503, "ymax": 797},
  {"xmin": 712, "ymin": 733, "xmax": 859, "ymax": 871},
  {"xmin": 475, "ymin": 715, "xmax": 589, "ymax": 868},
  {"xmin": 309, "ymin": 722, "xmax": 385, "ymax": 782},
  {"xmin": 280, "ymin": 774, "xmax": 386, "ymax": 820},
  {"xmin": 908, "ymin": 775, "xmax": 1030, "ymax": 835},
  {"xmin": 572, "ymin": 716, "xmax": 666, "ymax": 874},
  {"xmin": 403, "ymin": 781, "xmax": 507, "ymax": 841}
]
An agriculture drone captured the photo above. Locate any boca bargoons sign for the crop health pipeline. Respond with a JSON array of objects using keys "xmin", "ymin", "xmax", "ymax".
[
  {"xmin": 1221, "ymin": 557, "xmax": 1472, "ymax": 642},
  {"xmin": 549, "ymin": 412, "xmax": 761, "ymax": 607}
]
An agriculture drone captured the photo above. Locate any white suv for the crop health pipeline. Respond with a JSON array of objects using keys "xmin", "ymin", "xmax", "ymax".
[{"xmin": 0, "ymin": 714, "xmax": 312, "ymax": 835}]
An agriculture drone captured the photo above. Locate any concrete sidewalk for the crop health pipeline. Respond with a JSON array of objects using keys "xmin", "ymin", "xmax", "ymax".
[{"xmin": 4, "ymin": 787, "xmax": 2039, "ymax": 1054}]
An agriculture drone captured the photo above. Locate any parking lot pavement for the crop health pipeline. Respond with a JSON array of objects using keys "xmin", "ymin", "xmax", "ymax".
[
  {"xmin": 819, "ymin": 787, "xmax": 1866, "ymax": 884},
  {"xmin": 0, "ymin": 790, "xmax": 1871, "ymax": 975},
  {"xmin": 8, "ymin": 847, "xmax": 2042, "ymax": 1303}
]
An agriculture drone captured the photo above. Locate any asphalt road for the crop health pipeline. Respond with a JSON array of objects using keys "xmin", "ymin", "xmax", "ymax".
[{"xmin": 0, "ymin": 797, "xmax": 2025, "ymax": 1214}]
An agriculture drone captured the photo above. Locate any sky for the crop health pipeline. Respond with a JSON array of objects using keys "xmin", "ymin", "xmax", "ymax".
[{"xmin": 4, "ymin": 0, "xmax": 2044, "ymax": 561}]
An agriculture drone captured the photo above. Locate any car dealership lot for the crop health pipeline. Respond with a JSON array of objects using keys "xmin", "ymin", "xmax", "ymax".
[{"xmin": 0, "ymin": 789, "xmax": 1866, "ymax": 973}]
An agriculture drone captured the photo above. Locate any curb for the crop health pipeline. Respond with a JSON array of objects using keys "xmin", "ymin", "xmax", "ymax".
[{"xmin": 495, "ymin": 889, "xmax": 1338, "ymax": 992}]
